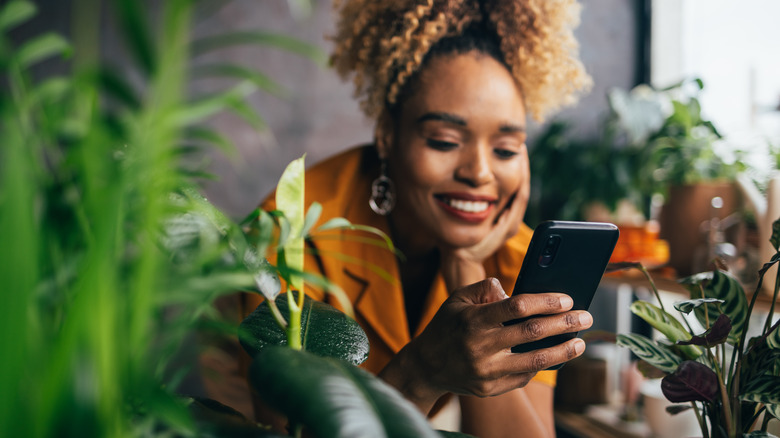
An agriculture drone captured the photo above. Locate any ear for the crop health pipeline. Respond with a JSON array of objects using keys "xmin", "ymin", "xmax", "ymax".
[{"xmin": 374, "ymin": 109, "xmax": 394, "ymax": 160}]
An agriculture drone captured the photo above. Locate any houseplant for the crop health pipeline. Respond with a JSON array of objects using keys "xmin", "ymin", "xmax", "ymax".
[{"xmin": 614, "ymin": 217, "xmax": 780, "ymax": 437}]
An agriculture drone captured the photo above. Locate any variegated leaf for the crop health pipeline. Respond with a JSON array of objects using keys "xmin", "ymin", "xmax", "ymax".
[
  {"xmin": 768, "ymin": 323, "xmax": 780, "ymax": 350},
  {"xmin": 767, "ymin": 403, "xmax": 780, "ymax": 421},
  {"xmin": 740, "ymin": 375, "xmax": 780, "ymax": 405},
  {"xmin": 629, "ymin": 301, "xmax": 702, "ymax": 359},
  {"xmin": 682, "ymin": 270, "xmax": 747, "ymax": 345},
  {"xmin": 673, "ymin": 298, "xmax": 723, "ymax": 314},
  {"xmin": 616, "ymin": 333, "xmax": 681, "ymax": 373}
]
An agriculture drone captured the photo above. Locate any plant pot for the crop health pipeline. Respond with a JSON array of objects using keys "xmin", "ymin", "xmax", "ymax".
[{"xmin": 659, "ymin": 181, "xmax": 738, "ymax": 277}]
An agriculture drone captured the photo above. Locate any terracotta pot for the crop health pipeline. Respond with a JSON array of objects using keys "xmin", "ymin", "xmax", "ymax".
[{"xmin": 659, "ymin": 182, "xmax": 738, "ymax": 277}]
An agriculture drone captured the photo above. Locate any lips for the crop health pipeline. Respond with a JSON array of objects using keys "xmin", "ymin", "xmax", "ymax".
[{"xmin": 434, "ymin": 193, "xmax": 497, "ymax": 223}]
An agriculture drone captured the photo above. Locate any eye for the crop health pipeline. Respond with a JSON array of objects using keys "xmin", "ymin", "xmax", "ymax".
[
  {"xmin": 426, "ymin": 139, "xmax": 459, "ymax": 151},
  {"xmin": 493, "ymin": 148, "xmax": 519, "ymax": 159}
]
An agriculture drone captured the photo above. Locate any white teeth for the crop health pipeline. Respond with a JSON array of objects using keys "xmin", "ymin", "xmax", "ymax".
[{"xmin": 447, "ymin": 199, "xmax": 489, "ymax": 213}]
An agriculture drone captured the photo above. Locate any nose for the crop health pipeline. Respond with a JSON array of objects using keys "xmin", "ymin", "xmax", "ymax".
[{"xmin": 454, "ymin": 144, "xmax": 494, "ymax": 187}]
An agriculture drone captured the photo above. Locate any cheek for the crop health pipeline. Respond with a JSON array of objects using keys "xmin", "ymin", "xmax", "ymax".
[
  {"xmin": 495, "ymin": 160, "xmax": 525, "ymax": 197},
  {"xmin": 394, "ymin": 148, "xmax": 454, "ymax": 193}
]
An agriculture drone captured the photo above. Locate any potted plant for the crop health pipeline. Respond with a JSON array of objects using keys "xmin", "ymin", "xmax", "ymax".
[{"xmin": 613, "ymin": 218, "xmax": 780, "ymax": 437}]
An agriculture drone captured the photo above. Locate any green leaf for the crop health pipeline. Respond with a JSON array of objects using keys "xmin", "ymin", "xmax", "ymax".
[
  {"xmin": 114, "ymin": 0, "xmax": 156, "ymax": 75},
  {"xmin": 771, "ymin": 217, "xmax": 780, "ymax": 252},
  {"xmin": 769, "ymin": 323, "xmax": 780, "ymax": 350},
  {"xmin": 743, "ymin": 432, "xmax": 778, "ymax": 438},
  {"xmin": 616, "ymin": 333, "xmax": 682, "ymax": 373},
  {"xmin": 240, "ymin": 292, "xmax": 368, "ymax": 366},
  {"xmin": 767, "ymin": 404, "xmax": 780, "ymax": 421},
  {"xmin": 276, "ymin": 156, "xmax": 305, "ymax": 291},
  {"xmin": 301, "ymin": 201, "xmax": 322, "ymax": 237},
  {"xmin": 191, "ymin": 31, "xmax": 326, "ymax": 66},
  {"xmin": 175, "ymin": 81, "xmax": 261, "ymax": 127},
  {"xmin": 681, "ymin": 270, "xmax": 747, "ymax": 345},
  {"xmin": 317, "ymin": 217, "xmax": 352, "ymax": 231},
  {"xmin": 673, "ymin": 298, "xmax": 724, "ymax": 314},
  {"xmin": 15, "ymin": 32, "xmax": 71, "ymax": 69},
  {"xmin": 95, "ymin": 67, "xmax": 141, "ymax": 110},
  {"xmin": 185, "ymin": 126, "xmax": 237, "ymax": 155},
  {"xmin": 629, "ymin": 301, "xmax": 702, "ymax": 359},
  {"xmin": 0, "ymin": 0, "xmax": 35, "ymax": 32},
  {"xmin": 740, "ymin": 375, "xmax": 780, "ymax": 404},
  {"xmin": 248, "ymin": 347, "xmax": 439, "ymax": 438},
  {"xmin": 192, "ymin": 63, "xmax": 288, "ymax": 98}
]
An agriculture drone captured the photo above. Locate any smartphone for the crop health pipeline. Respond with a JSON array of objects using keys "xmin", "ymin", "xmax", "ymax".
[{"xmin": 509, "ymin": 221, "xmax": 619, "ymax": 367}]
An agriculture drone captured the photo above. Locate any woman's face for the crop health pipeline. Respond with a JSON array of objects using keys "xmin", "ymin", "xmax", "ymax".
[{"xmin": 381, "ymin": 51, "xmax": 528, "ymax": 253}]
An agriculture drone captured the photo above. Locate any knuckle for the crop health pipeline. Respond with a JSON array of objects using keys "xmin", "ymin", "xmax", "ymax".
[
  {"xmin": 522, "ymin": 319, "xmax": 543, "ymax": 339},
  {"xmin": 565, "ymin": 341, "xmax": 579, "ymax": 360},
  {"xmin": 564, "ymin": 312, "xmax": 579, "ymax": 328},
  {"xmin": 531, "ymin": 351, "xmax": 549, "ymax": 371},
  {"xmin": 508, "ymin": 297, "xmax": 528, "ymax": 316},
  {"xmin": 544, "ymin": 295, "xmax": 560, "ymax": 309}
]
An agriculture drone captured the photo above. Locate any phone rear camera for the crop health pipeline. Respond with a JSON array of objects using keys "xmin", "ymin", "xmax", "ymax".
[{"xmin": 538, "ymin": 235, "xmax": 561, "ymax": 267}]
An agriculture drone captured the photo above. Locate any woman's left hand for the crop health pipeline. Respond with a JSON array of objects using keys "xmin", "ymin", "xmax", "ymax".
[{"xmin": 441, "ymin": 145, "xmax": 530, "ymax": 289}]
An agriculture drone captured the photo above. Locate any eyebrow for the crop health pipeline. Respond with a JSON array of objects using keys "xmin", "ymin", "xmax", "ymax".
[{"xmin": 416, "ymin": 112, "xmax": 525, "ymax": 134}]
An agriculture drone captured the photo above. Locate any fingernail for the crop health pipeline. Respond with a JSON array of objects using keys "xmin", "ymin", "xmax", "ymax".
[
  {"xmin": 559, "ymin": 296, "xmax": 573, "ymax": 308},
  {"xmin": 574, "ymin": 339, "xmax": 586, "ymax": 355},
  {"xmin": 579, "ymin": 312, "xmax": 593, "ymax": 326}
]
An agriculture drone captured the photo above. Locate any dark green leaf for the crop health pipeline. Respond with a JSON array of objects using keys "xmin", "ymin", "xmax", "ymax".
[
  {"xmin": 682, "ymin": 270, "xmax": 747, "ymax": 345},
  {"xmin": 741, "ymin": 375, "xmax": 780, "ymax": 405},
  {"xmin": 616, "ymin": 333, "xmax": 681, "ymax": 373},
  {"xmin": 249, "ymin": 347, "xmax": 438, "ymax": 438},
  {"xmin": 767, "ymin": 404, "xmax": 780, "ymax": 421},
  {"xmin": 240, "ymin": 292, "xmax": 369, "ymax": 366},
  {"xmin": 15, "ymin": 33, "xmax": 71, "ymax": 69},
  {"xmin": 114, "ymin": 0, "xmax": 156, "ymax": 74},
  {"xmin": 743, "ymin": 432, "xmax": 777, "ymax": 438},
  {"xmin": 771, "ymin": 217, "xmax": 780, "ymax": 252},
  {"xmin": 0, "ymin": 0, "xmax": 35, "ymax": 32},
  {"xmin": 769, "ymin": 322, "xmax": 780, "ymax": 350},
  {"xmin": 673, "ymin": 298, "xmax": 724, "ymax": 314},
  {"xmin": 95, "ymin": 67, "xmax": 140, "ymax": 109},
  {"xmin": 661, "ymin": 361, "xmax": 719, "ymax": 403},
  {"xmin": 676, "ymin": 314, "xmax": 731, "ymax": 347}
]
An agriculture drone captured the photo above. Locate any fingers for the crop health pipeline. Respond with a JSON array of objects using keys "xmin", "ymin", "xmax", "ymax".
[
  {"xmin": 479, "ymin": 291, "xmax": 574, "ymax": 326},
  {"xmin": 507, "ymin": 337, "xmax": 587, "ymax": 374}
]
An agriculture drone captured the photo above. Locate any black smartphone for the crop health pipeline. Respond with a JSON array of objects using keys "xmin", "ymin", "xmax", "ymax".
[{"xmin": 509, "ymin": 221, "xmax": 619, "ymax": 368}]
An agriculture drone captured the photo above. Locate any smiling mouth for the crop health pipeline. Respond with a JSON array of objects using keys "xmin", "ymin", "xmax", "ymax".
[{"xmin": 434, "ymin": 194, "xmax": 497, "ymax": 222}]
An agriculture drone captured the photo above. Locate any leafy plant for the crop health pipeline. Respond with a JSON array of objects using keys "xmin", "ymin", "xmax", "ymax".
[
  {"xmin": 0, "ymin": 0, "xmax": 326, "ymax": 436},
  {"xmin": 614, "ymin": 217, "xmax": 780, "ymax": 438},
  {"xmin": 528, "ymin": 79, "xmax": 745, "ymax": 225}
]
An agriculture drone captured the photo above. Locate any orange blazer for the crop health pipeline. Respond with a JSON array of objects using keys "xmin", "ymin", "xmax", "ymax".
[{"xmin": 247, "ymin": 145, "xmax": 556, "ymax": 386}]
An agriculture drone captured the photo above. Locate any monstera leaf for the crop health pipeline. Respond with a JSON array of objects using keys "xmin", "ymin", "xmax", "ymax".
[
  {"xmin": 240, "ymin": 292, "xmax": 369, "ymax": 366},
  {"xmin": 616, "ymin": 333, "xmax": 682, "ymax": 373},
  {"xmin": 249, "ymin": 346, "xmax": 441, "ymax": 438},
  {"xmin": 679, "ymin": 270, "xmax": 747, "ymax": 345}
]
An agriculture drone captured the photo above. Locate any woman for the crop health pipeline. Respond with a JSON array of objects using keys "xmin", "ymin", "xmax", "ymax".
[{"xmin": 209, "ymin": 0, "xmax": 593, "ymax": 436}]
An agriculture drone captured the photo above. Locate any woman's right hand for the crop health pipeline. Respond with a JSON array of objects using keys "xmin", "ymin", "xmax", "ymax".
[{"xmin": 379, "ymin": 277, "xmax": 592, "ymax": 413}]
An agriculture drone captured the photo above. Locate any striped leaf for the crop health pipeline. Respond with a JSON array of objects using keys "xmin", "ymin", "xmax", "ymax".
[
  {"xmin": 681, "ymin": 270, "xmax": 747, "ymax": 345},
  {"xmin": 771, "ymin": 217, "xmax": 780, "ymax": 251},
  {"xmin": 616, "ymin": 333, "xmax": 682, "ymax": 373},
  {"xmin": 740, "ymin": 375, "xmax": 780, "ymax": 405},
  {"xmin": 767, "ymin": 403, "xmax": 780, "ymax": 421},
  {"xmin": 630, "ymin": 301, "xmax": 702, "ymax": 359},
  {"xmin": 769, "ymin": 323, "xmax": 780, "ymax": 350},
  {"xmin": 673, "ymin": 298, "xmax": 723, "ymax": 314}
]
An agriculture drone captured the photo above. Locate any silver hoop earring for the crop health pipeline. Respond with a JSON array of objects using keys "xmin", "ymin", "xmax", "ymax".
[{"xmin": 369, "ymin": 161, "xmax": 395, "ymax": 216}]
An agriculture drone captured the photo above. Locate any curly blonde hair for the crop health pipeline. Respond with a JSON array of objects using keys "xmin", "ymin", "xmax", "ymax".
[{"xmin": 330, "ymin": 0, "xmax": 592, "ymax": 122}]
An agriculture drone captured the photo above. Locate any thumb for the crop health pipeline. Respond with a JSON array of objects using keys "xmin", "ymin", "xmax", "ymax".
[{"xmin": 451, "ymin": 277, "xmax": 508, "ymax": 305}]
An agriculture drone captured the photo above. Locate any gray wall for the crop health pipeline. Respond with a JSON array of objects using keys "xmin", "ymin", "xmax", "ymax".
[{"xmin": 199, "ymin": 0, "xmax": 644, "ymax": 218}]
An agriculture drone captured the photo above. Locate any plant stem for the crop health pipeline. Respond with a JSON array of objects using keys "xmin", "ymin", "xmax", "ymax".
[
  {"xmin": 639, "ymin": 264, "xmax": 666, "ymax": 313},
  {"xmin": 692, "ymin": 401, "xmax": 709, "ymax": 438},
  {"xmin": 265, "ymin": 298, "xmax": 288, "ymax": 330},
  {"xmin": 763, "ymin": 258, "xmax": 780, "ymax": 334},
  {"xmin": 287, "ymin": 288, "xmax": 302, "ymax": 350}
]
